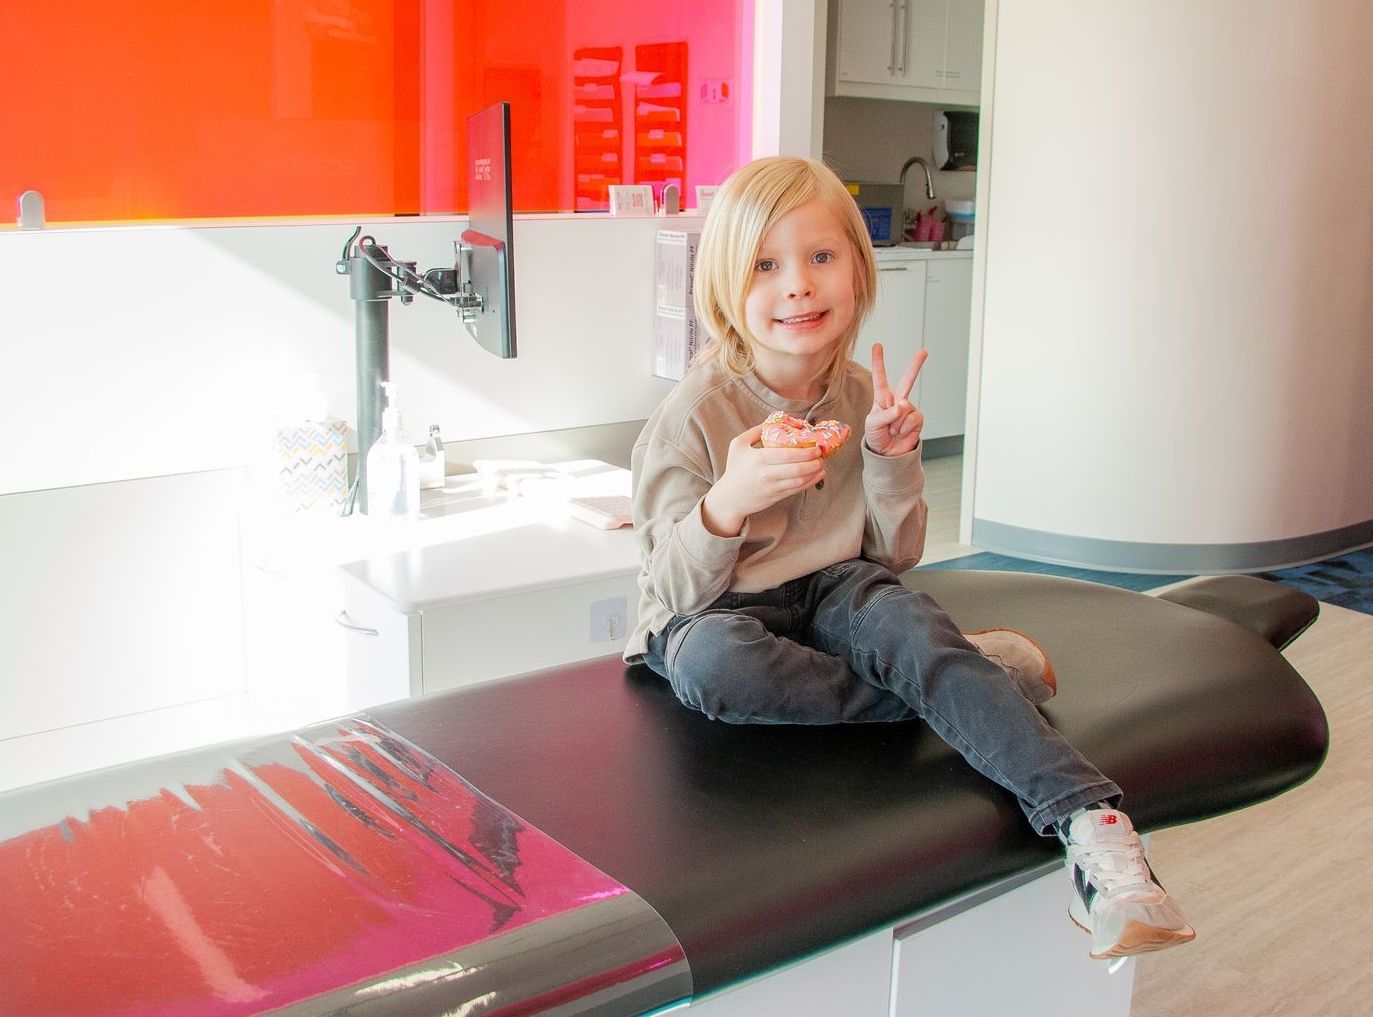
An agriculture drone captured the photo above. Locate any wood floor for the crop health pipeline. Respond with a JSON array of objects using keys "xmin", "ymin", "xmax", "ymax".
[{"xmin": 920, "ymin": 454, "xmax": 1371, "ymax": 1017}]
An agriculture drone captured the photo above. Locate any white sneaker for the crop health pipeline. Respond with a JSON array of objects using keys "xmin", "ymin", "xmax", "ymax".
[
  {"xmin": 963, "ymin": 627, "xmax": 1057, "ymax": 704},
  {"xmin": 1065, "ymin": 808, "xmax": 1196, "ymax": 959}
]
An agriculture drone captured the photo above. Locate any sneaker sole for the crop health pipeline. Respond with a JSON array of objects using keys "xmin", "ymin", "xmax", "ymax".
[
  {"xmin": 965, "ymin": 627, "xmax": 1058, "ymax": 699},
  {"xmin": 1069, "ymin": 912, "xmax": 1197, "ymax": 959}
]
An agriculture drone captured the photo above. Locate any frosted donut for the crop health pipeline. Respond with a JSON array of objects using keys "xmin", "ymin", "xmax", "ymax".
[{"xmin": 760, "ymin": 411, "xmax": 851, "ymax": 458}]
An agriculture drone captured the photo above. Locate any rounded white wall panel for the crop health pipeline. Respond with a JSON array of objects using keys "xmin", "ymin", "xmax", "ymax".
[{"xmin": 971, "ymin": 0, "xmax": 1373, "ymax": 570}]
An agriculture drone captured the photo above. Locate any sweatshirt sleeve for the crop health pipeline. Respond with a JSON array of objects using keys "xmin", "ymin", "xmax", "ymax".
[
  {"xmin": 632, "ymin": 432, "xmax": 746, "ymax": 618},
  {"xmin": 860, "ymin": 440, "xmax": 928, "ymax": 574}
]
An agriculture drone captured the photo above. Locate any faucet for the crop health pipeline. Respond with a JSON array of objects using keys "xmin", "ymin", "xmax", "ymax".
[{"xmin": 899, "ymin": 156, "xmax": 936, "ymax": 201}]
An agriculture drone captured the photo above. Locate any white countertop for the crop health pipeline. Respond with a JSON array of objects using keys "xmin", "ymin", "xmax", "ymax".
[
  {"xmin": 247, "ymin": 463, "xmax": 640, "ymax": 613},
  {"xmin": 873, "ymin": 245, "xmax": 974, "ymax": 260},
  {"xmin": 339, "ymin": 501, "xmax": 640, "ymax": 612}
]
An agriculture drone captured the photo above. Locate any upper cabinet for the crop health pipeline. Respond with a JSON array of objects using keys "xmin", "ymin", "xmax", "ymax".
[{"xmin": 828, "ymin": 0, "xmax": 984, "ymax": 106}]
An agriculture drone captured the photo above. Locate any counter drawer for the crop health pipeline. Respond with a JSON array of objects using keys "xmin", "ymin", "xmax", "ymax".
[
  {"xmin": 420, "ymin": 573, "xmax": 640, "ymax": 695},
  {"xmin": 340, "ymin": 579, "xmax": 422, "ymax": 711}
]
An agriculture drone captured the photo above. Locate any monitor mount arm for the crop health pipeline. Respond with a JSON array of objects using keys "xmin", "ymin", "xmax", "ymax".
[{"xmin": 335, "ymin": 226, "xmax": 505, "ymax": 513}]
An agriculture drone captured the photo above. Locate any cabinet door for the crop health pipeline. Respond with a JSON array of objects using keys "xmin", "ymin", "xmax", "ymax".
[
  {"xmin": 940, "ymin": 0, "xmax": 985, "ymax": 100},
  {"xmin": 832, "ymin": 0, "xmax": 982, "ymax": 104},
  {"xmin": 835, "ymin": 0, "xmax": 900, "ymax": 86},
  {"xmin": 682, "ymin": 927, "xmax": 892, "ymax": 1016},
  {"xmin": 242, "ymin": 559, "xmax": 352, "ymax": 733},
  {"xmin": 900, "ymin": 0, "xmax": 948, "ymax": 90},
  {"xmin": 340, "ymin": 579, "xmax": 422, "ymax": 711},
  {"xmin": 920, "ymin": 258, "xmax": 973, "ymax": 440},
  {"xmin": 891, "ymin": 867, "xmax": 1135, "ymax": 1017},
  {"xmin": 857, "ymin": 259, "xmax": 929, "ymax": 408}
]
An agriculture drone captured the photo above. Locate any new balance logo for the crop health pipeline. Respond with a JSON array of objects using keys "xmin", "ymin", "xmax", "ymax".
[{"xmin": 1099, "ymin": 814, "xmax": 1119, "ymax": 825}]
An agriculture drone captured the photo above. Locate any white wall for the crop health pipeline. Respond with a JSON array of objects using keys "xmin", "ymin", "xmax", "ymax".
[
  {"xmin": 0, "ymin": 211, "xmax": 713, "ymax": 790},
  {"xmin": 968, "ymin": 0, "xmax": 1373, "ymax": 569},
  {"xmin": 754, "ymin": 0, "xmax": 829, "ymax": 159},
  {"xmin": 0, "ymin": 215, "xmax": 700, "ymax": 497}
]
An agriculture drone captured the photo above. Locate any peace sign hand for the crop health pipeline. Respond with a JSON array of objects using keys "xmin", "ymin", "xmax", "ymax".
[{"xmin": 864, "ymin": 343, "xmax": 927, "ymax": 457}]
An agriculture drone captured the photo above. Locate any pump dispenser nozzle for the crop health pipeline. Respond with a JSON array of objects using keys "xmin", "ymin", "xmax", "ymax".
[{"xmin": 379, "ymin": 380, "xmax": 402, "ymax": 434}]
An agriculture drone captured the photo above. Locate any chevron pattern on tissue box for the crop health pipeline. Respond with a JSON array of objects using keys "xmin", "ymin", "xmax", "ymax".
[{"xmin": 275, "ymin": 419, "xmax": 349, "ymax": 512}]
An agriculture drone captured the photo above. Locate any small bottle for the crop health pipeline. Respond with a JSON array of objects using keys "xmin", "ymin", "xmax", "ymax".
[
  {"xmin": 364, "ymin": 381, "xmax": 419, "ymax": 517},
  {"xmin": 419, "ymin": 424, "xmax": 446, "ymax": 490}
]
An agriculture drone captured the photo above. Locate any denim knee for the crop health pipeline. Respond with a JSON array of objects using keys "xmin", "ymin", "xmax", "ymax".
[{"xmin": 661, "ymin": 611, "xmax": 747, "ymax": 721}]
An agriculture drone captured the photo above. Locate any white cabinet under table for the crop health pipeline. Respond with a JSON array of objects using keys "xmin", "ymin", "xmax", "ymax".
[
  {"xmin": 675, "ymin": 862, "xmax": 1136, "ymax": 1017},
  {"xmin": 338, "ymin": 489, "xmax": 641, "ymax": 710}
]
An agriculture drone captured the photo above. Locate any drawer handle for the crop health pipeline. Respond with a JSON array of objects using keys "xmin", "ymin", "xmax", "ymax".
[
  {"xmin": 895, "ymin": 0, "xmax": 909, "ymax": 75},
  {"xmin": 335, "ymin": 611, "xmax": 379, "ymax": 637},
  {"xmin": 888, "ymin": 0, "xmax": 899, "ymax": 73},
  {"xmin": 879, "ymin": 265, "xmax": 911, "ymax": 272}
]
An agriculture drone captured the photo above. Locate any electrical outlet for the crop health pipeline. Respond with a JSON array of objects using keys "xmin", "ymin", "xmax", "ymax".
[
  {"xmin": 700, "ymin": 79, "xmax": 731, "ymax": 104},
  {"xmin": 589, "ymin": 596, "xmax": 628, "ymax": 644}
]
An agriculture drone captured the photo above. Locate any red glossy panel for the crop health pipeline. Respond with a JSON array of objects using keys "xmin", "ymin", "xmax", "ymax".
[{"xmin": 1, "ymin": 1, "xmax": 752, "ymax": 222}]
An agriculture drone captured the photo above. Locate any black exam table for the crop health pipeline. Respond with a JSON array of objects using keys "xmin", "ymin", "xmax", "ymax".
[{"xmin": 0, "ymin": 570, "xmax": 1330, "ymax": 1017}]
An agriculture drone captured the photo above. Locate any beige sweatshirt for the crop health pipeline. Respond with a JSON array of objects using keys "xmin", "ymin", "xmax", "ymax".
[{"xmin": 625, "ymin": 358, "xmax": 928, "ymax": 660}]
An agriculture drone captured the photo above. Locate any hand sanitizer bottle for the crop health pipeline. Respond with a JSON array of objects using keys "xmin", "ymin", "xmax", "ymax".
[{"xmin": 365, "ymin": 381, "xmax": 419, "ymax": 517}]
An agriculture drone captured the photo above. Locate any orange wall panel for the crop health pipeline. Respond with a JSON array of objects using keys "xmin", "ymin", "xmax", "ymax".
[{"xmin": 1, "ymin": 1, "xmax": 751, "ymax": 223}]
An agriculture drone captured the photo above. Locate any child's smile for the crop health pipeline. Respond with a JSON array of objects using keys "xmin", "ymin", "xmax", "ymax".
[
  {"xmin": 773, "ymin": 309, "xmax": 831, "ymax": 329},
  {"xmin": 744, "ymin": 199, "xmax": 857, "ymax": 396}
]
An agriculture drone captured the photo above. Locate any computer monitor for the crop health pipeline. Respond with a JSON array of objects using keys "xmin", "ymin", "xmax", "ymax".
[{"xmin": 463, "ymin": 102, "xmax": 516, "ymax": 358}]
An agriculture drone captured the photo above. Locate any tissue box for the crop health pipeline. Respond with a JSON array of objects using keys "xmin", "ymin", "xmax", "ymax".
[
  {"xmin": 654, "ymin": 229, "xmax": 701, "ymax": 381},
  {"xmin": 653, "ymin": 303, "xmax": 702, "ymax": 381},
  {"xmin": 274, "ymin": 419, "xmax": 349, "ymax": 512}
]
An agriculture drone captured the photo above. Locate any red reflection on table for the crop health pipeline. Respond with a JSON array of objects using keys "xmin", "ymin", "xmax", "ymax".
[{"xmin": 0, "ymin": 719, "xmax": 662, "ymax": 1017}]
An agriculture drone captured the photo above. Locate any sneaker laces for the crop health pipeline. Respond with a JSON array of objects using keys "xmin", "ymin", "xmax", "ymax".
[{"xmin": 1073, "ymin": 839, "xmax": 1155, "ymax": 896}]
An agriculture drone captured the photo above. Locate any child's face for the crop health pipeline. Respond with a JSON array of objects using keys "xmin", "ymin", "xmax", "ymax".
[{"xmin": 743, "ymin": 199, "xmax": 857, "ymax": 380}]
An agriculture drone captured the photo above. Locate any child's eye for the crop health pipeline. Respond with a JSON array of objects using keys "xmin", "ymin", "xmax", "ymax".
[
  {"xmin": 812, "ymin": 251, "xmax": 835, "ymax": 264},
  {"xmin": 755, "ymin": 258, "xmax": 777, "ymax": 272}
]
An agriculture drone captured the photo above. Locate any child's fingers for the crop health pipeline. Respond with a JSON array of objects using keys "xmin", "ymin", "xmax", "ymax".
[
  {"xmin": 776, "ymin": 456, "xmax": 825, "ymax": 480},
  {"xmin": 748, "ymin": 459, "xmax": 823, "ymax": 503},
  {"xmin": 871, "ymin": 343, "xmax": 893, "ymax": 408},
  {"xmin": 866, "ymin": 404, "xmax": 901, "ymax": 431},
  {"xmin": 894, "ymin": 350, "xmax": 928, "ymax": 401},
  {"xmin": 737, "ymin": 423, "xmax": 768, "ymax": 448},
  {"xmin": 756, "ymin": 445, "xmax": 823, "ymax": 464}
]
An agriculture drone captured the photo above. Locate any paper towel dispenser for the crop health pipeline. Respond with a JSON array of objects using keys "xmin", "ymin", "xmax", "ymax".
[{"xmin": 934, "ymin": 111, "xmax": 979, "ymax": 171}]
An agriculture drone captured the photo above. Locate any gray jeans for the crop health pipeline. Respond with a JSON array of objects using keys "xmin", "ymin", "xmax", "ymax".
[{"xmin": 642, "ymin": 558, "xmax": 1121, "ymax": 834}]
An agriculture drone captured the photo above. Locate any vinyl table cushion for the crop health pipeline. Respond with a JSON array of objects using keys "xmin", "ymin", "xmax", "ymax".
[{"xmin": 372, "ymin": 569, "xmax": 1329, "ymax": 995}]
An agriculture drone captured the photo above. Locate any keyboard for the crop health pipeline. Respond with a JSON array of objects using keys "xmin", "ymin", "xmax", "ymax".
[{"xmin": 567, "ymin": 495, "xmax": 633, "ymax": 530}]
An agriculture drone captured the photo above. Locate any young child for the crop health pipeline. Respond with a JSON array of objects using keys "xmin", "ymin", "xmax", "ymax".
[{"xmin": 624, "ymin": 155, "xmax": 1195, "ymax": 960}]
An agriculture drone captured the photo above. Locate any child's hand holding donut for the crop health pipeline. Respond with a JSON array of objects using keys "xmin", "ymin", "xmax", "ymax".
[
  {"xmin": 701, "ymin": 423, "xmax": 824, "ymax": 537},
  {"xmin": 864, "ymin": 343, "xmax": 927, "ymax": 457}
]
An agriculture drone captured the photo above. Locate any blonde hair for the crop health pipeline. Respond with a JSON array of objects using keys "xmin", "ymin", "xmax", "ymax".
[{"xmin": 692, "ymin": 156, "xmax": 878, "ymax": 389}]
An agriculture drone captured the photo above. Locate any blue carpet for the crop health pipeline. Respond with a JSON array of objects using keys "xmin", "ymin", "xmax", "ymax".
[
  {"xmin": 1258, "ymin": 547, "xmax": 1373, "ymax": 616},
  {"xmin": 916, "ymin": 552, "xmax": 1192, "ymax": 593},
  {"xmin": 920, "ymin": 547, "xmax": 1373, "ymax": 617}
]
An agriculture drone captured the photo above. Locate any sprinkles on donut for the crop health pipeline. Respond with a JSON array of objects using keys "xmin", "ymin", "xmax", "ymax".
[{"xmin": 760, "ymin": 411, "xmax": 851, "ymax": 458}]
